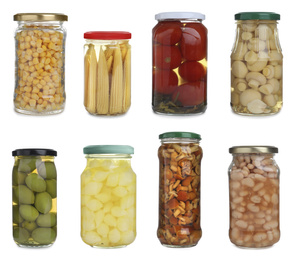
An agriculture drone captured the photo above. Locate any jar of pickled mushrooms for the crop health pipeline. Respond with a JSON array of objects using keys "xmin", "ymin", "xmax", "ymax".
[
  {"xmin": 157, "ymin": 132, "xmax": 202, "ymax": 247},
  {"xmin": 12, "ymin": 148, "xmax": 57, "ymax": 247},
  {"xmin": 231, "ymin": 12, "xmax": 282, "ymax": 115},
  {"xmin": 14, "ymin": 13, "xmax": 67, "ymax": 115},
  {"xmin": 81, "ymin": 145, "xmax": 136, "ymax": 248},
  {"xmin": 228, "ymin": 146, "xmax": 280, "ymax": 248},
  {"xmin": 84, "ymin": 31, "xmax": 131, "ymax": 115},
  {"xmin": 152, "ymin": 12, "xmax": 207, "ymax": 115}
]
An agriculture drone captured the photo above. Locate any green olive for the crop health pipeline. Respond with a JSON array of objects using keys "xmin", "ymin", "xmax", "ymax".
[
  {"xmin": 46, "ymin": 179, "xmax": 57, "ymax": 198},
  {"xmin": 22, "ymin": 221, "xmax": 38, "ymax": 232},
  {"xmin": 32, "ymin": 228, "xmax": 56, "ymax": 245},
  {"xmin": 25, "ymin": 174, "xmax": 46, "ymax": 192},
  {"xmin": 13, "ymin": 205, "xmax": 24, "ymax": 224},
  {"xmin": 12, "ymin": 166, "xmax": 26, "ymax": 185},
  {"xmin": 37, "ymin": 162, "xmax": 56, "ymax": 180},
  {"xmin": 13, "ymin": 185, "xmax": 35, "ymax": 204},
  {"xmin": 18, "ymin": 158, "xmax": 37, "ymax": 174},
  {"xmin": 36, "ymin": 213, "xmax": 56, "ymax": 227},
  {"xmin": 19, "ymin": 205, "xmax": 39, "ymax": 222},
  {"xmin": 13, "ymin": 227, "xmax": 30, "ymax": 244},
  {"xmin": 35, "ymin": 192, "xmax": 52, "ymax": 214}
]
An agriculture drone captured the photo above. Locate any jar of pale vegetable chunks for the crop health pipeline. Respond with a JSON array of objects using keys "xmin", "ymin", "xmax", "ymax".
[
  {"xmin": 157, "ymin": 132, "xmax": 202, "ymax": 247},
  {"xmin": 231, "ymin": 12, "xmax": 282, "ymax": 115},
  {"xmin": 12, "ymin": 149, "xmax": 57, "ymax": 247},
  {"xmin": 83, "ymin": 32, "xmax": 131, "ymax": 115},
  {"xmin": 81, "ymin": 145, "xmax": 136, "ymax": 248},
  {"xmin": 228, "ymin": 146, "xmax": 280, "ymax": 248},
  {"xmin": 13, "ymin": 13, "xmax": 67, "ymax": 115}
]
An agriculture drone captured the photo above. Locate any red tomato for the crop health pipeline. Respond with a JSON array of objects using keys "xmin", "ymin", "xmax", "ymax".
[
  {"xmin": 172, "ymin": 81, "xmax": 206, "ymax": 106},
  {"xmin": 153, "ymin": 21, "xmax": 182, "ymax": 45},
  {"xmin": 153, "ymin": 69, "xmax": 178, "ymax": 94},
  {"xmin": 178, "ymin": 61, "xmax": 206, "ymax": 82},
  {"xmin": 181, "ymin": 23, "xmax": 207, "ymax": 61},
  {"xmin": 153, "ymin": 45, "xmax": 182, "ymax": 69}
]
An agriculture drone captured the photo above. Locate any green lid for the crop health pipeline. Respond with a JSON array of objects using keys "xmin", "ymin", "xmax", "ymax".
[
  {"xmin": 235, "ymin": 12, "xmax": 280, "ymax": 20},
  {"xmin": 83, "ymin": 145, "xmax": 134, "ymax": 154},
  {"xmin": 159, "ymin": 132, "xmax": 201, "ymax": 140}
]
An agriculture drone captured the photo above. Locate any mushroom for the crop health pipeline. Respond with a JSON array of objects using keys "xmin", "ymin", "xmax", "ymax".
[
  {"xmin": 232, "ymin": 61, "xmax": 248, "ymax": 78},
  {"xmin": 274, "ymin": 65, "xmax": 282, "ymax": 79},
  {"xmin": 267, "ymin": 78, "xmax": 280, "ymax": 94},
  {"xmin": 247, "ymin": 59, "xmax": 268, "ymax": 72},
  {"xmin": 244, "ymin": 50, "xmax": 258, "ymax": 65},
  {"xmin": 247, "ymin": 99, "xmax": 267, "ymax": 114},
  {"xmin": 263, "ymin": 94, "xmax": 277, "ymax": 107},
  {"xmin": 263, "ymin": 65, "xmax": 275, "ymax": 79},
  {"xmin": 231, "ymin": 42, "xmax": 248, "ymax": 61},
  {"xmin": 259, "ymin": 84, "xmax": 274, "ymax": 95},
  {"xmin": 240, "ymin": 89, "xmax": 262, "ymax": 106},
  {"xmin": 246, "ymin": 72, "xmax": 267, "ymax": 87},
  {"xmin": 248, "ymin": 38, "xmax": 266, "ymax": 52}
]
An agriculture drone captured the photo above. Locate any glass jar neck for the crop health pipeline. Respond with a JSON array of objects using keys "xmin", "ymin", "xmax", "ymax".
[
  {"xmin": 85, "ymin": 154, "xmax": 132, "ymax": 159},
  {"xmin": 236, "ymin": 20, "xmax": 278, "ymax": 25},
  {"xmin": 161, "ymin": 138, "xmax": 200, "ymax": 144},
  {"xmin": 232, "ymin": 153, "xmax": 275, "ymax": 157},
  {"xmin": 84, "ymin": 39, "xmax": 129, "ymax": 44},
  {"xmin": 17, "ymin": 21, "xmax": 64, "ymax": 28}
]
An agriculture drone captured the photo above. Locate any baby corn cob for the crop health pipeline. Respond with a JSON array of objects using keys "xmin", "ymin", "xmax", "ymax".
[
  {"xmin": 97, "ymin": 46, "xmax": 109, "ymax": 114},
  {"xmin": 86, "ymin": 44, "xmax": 97, "ymax": 114},
  {"xmin": 109, "ymin": 45, "xmax": 123, "ymax": 114},
  {"xmin": 122, "ymin": 47, "xmax": 131, "ymax": 112},
  {"xmin": 84, "ymin": 47, "xmax": 91, "ymax": 107}
]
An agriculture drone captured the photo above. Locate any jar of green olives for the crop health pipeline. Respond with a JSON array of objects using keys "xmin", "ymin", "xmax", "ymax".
[{"xmin": 12, "ymin": 148, "xmax": 57, "ymax": 247}]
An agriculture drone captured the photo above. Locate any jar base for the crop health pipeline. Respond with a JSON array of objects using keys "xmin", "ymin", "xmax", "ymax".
[
  {"xmin": 161, "ymin": 243, "xmax": 197, "ymax": 248},
  {"xmin": 91, "ymin": 245, "xmax": 127, "ymax": 249},
  {"xmin": 16, "ymin": 243, "xmax": 53, "ymax": 248},
  {"xmin": 14, "ymin": 107, "xmax": 64, "ymax": 116}
]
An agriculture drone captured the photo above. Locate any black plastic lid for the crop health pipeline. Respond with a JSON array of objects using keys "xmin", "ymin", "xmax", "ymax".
[
  {"xmin": 235, "ymin": 12, "xmax": 280, "ymax": 20},
  {"xmin": 12, "ymin": 148, "xmax": 57, "ymax": 157}
]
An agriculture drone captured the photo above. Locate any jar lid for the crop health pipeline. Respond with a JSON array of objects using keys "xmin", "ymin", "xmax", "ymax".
[
  {"xmin": 229, "ymin": 146, "xmax": 278, "ymax": 154},
  {"xmin": 84, "ymin": 31, "xmax": 131, "ymax": 40},
  {"xmin": 12, "ymin": 149, "xmax": 57, "ymax": 156},
  {"xmin": 155, "ymin": 12, "xmax": 205, "ymax": 21},
  {"xmin": 83, "ymin": 145, "xmax": 134, "ymax": 154},
  {"xmin": 235, "ymin": 12, "xmax": 280, "ymax": 20},
  {"xmin": 159, "ymin": 132, "xmax": 201, "ymax": 140},
  {"xmin": 14, "ymin": 13, "xmax": 68, "ymax": 22}
]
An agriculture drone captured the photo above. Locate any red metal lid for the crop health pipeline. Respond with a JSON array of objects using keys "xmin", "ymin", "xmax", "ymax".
[{"xmin": 84, "ymin": 31, "xmax": 131, "ymax": 40}]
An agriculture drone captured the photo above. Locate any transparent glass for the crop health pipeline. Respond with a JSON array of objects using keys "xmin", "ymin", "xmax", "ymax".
[
  {"xmin": 157, "ymin": 138, "xmax": 202, "ymax": 247},
  {"xmin": 81, "ymin": 154, "xmax": 136, "ymax": 248},
  {"xmin": 228, "ymin": 153, "xmax": 280, "ymax": 248},
  {"xmin": 152, "ymin": 19, "xmax": 207, "ymax": 115},
  {"xmin": 231, "ymin": 20, "xmax": 283, "ymax": 115},
  {"xmin": 14, "ymin": 21, "xmax": 66, "ymax": 115},
  {"xmin": 84, "ymin": 39, "xmax": 131, "ymax": 116},
  {"xmin": 12, "ymin": 156, "xmax": 57, "ymax": 247}
]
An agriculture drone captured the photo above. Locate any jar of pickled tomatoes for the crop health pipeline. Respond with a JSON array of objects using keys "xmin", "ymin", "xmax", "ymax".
[
  {"xmin": 81, "ymin": 145, "xmax": 136, "ymax": 248},
  {"xmin": 152, "ymin": 12, "xmax": 207, "ymax": 115}
]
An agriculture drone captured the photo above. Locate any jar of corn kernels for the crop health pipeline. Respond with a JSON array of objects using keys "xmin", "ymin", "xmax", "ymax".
[
  {"xmin": 13, "ymin": 13, "xmax": 68, "ymax": 115},
  {"xmin": 228, "ymin": 146, "xmax": 280, "ymax": 248}
]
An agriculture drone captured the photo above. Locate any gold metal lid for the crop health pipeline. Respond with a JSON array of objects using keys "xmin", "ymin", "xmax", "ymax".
[
  {"xmin": 14, "ymin": 13, "xmax": 68, "ymax": 22},
  {"xmin": 229, "ymin": 146, "xmax": 278, "ymax": 154}
]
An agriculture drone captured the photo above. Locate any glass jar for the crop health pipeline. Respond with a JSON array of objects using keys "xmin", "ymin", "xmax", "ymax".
[
  {"xmin": 231, "ymin": 12, "xmax": 282, "ymax": 115},
  {"xmin": 12, "ymin": 148, "xmax": 57, "ymax": 247},
  {"xmin": 157, "ymin": 132, "xmax": 202, "ymax": 247},
  {"xmin": 13, "ymin": 13, "xmax": 68, "ymax": 115},
  {"xmin": 84, "ymin": 32, "xmax": 131, "ymax": 115},
  {"xmin": 81, "ymin": 145, "xmax": 136, "ymax": 248},
  {"xmin": 152, "ymin": 12, "xmax": 207, "ymax": 115},
  {"xmin": 228, "ymin": 146, "xmax": 280, "ymax": 248}
]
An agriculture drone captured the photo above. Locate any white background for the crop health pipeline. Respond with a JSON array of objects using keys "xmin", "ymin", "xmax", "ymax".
[{"xmin": 1, "ymin": 0, "xmax": 297, "ymax": 259}]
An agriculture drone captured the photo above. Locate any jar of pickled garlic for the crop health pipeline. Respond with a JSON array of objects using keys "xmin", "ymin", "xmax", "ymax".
[
  {"xmin": 84, "ymin": 31, "xmax": 131, "ymax": 115},
  {"xmin": 81, "ymin": 145, "xmax": 136, "ymax": 248},
  {"xmin": 152, "ymin": 12, "xmax": 207, "ymax": 115},
  {"xmin": 13, "ymin": 13, "xmax": 67, "ymax": 115},
  {"xmin": 157, "ymin": 132, "xmax": 202, "ymax": 247},
  {"xmin": 12, "ymin": 148, "xmax": 57, "ymax": 247},
  {"xmin": 228, "ymin": 146, "xmax": 280, "ymax": 248},
  {"xmin": 231, "ymin": 12, "xmax": 282, "ymax": 115}
]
